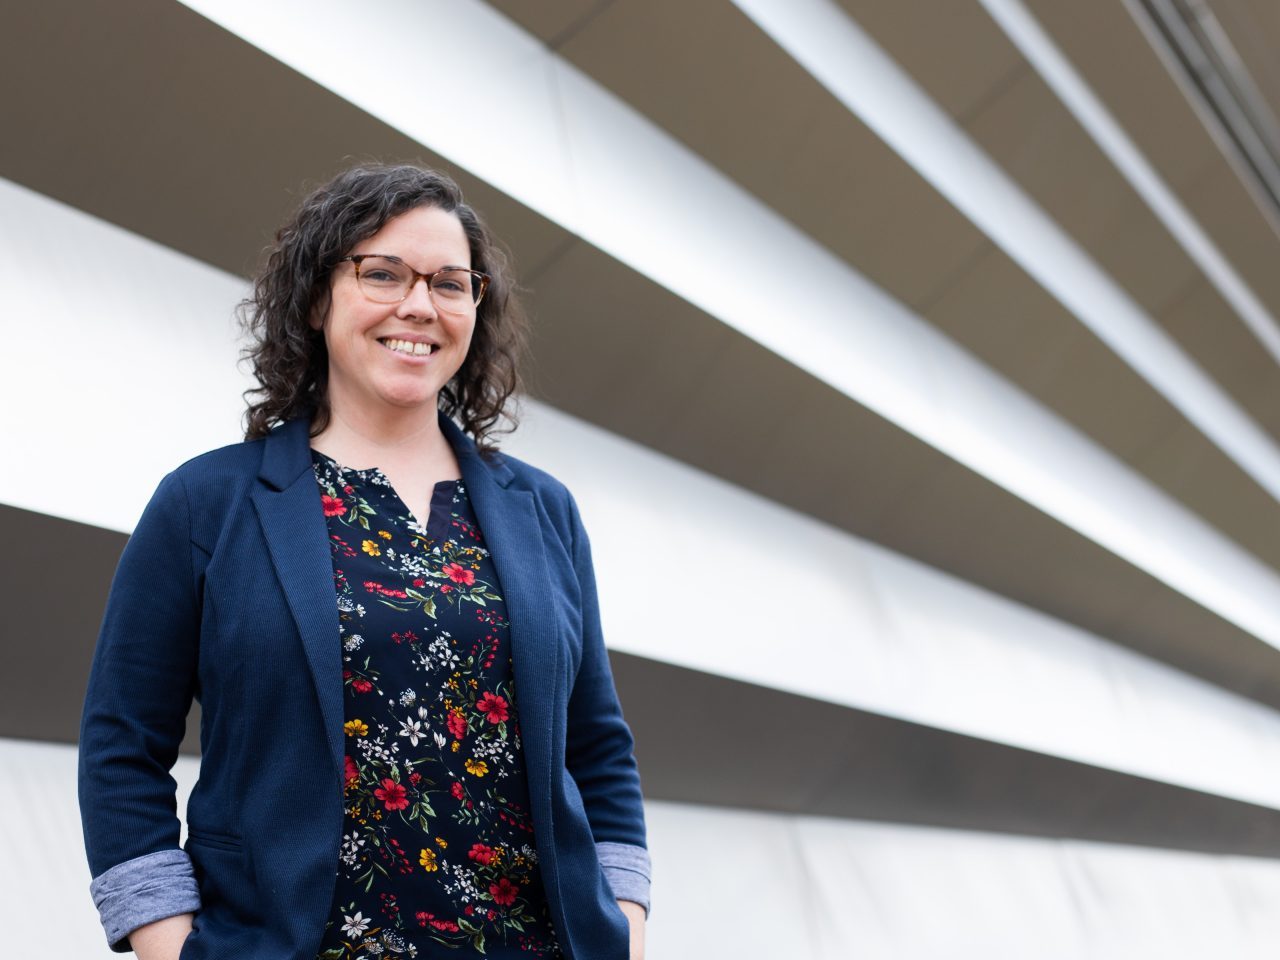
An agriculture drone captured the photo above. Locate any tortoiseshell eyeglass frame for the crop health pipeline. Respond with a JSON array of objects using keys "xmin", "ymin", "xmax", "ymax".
[{"xmin": 337, "ymin": 254, "xmax": 491, "ymax": 308}]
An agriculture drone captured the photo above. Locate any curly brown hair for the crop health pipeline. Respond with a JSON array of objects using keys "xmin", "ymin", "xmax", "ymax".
[{"xmin": 240, "ymin": 163, "xmax": 526, "ymax": 452}]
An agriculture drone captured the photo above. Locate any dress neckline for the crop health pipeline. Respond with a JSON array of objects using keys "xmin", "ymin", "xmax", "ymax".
[
  {"xmin": 310, "ymin": 448, "xmax": 461, "ymax": 488},
  {"xmin": 310, "ymin": 448, "xmax": 461, "ymax": 535}
]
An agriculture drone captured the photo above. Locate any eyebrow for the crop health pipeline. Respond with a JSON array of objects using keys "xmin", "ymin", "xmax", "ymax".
[{"xmin": 357, "ymin": 254, "xmax": 472, "ymax": 272}]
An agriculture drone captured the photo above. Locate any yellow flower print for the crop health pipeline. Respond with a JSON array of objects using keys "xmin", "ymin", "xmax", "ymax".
[
  {"xmin": 464, "ymin": 758, "xmax": 489, "ymax": 777},
  {"xmin": 419, "ymin": 848, "xmax": 439, "ymax": 872},
  {"xmin": 362, "ymin": 539, "xmax": 381, "ymax": 557},
  {"xmin": 451, "ymin": 742, "xmax": 460, "ymax": 753},
  {"xmin": 344, "ymin": 719, "xmax": 369, "ymax": 737},
  {"xmin": 435, "ymin": 837, "xmax": 448, "ymax": 849},
  {"xmin": 378, "ymin": 530, "xmax": 392, "ymax": 540}
]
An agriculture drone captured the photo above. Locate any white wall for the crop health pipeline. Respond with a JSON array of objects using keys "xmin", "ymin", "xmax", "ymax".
[{"xmin": 10, "ymin": 736, "xmax": 1280, "ymax": 959}]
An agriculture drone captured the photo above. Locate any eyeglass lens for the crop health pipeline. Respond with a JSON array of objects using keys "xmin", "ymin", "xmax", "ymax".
[{"xmin": 356, "ymin": 256, "xmax": 482, "ymax": 306}]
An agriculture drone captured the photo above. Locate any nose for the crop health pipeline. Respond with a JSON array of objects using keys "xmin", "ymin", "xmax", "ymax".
[{"xmin": 397, "ymin": 277, "xmax": 438, "ymax": 321}]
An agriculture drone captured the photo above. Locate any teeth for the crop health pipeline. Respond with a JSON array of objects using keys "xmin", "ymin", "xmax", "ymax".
[{"xmin": 381, "ymin": 338, "xmax": 434, "ymax": 356}]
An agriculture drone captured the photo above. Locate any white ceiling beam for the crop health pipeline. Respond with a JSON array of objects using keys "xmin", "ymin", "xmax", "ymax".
[{"xmin": 733, "ymin": 0, "xmax": 1280, "ymax": 504}]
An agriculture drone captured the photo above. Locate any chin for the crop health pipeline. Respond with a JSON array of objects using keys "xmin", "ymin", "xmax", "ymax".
[{"xmin": 385, "ymin": 392, "xmax": 440, "ymax": 411}]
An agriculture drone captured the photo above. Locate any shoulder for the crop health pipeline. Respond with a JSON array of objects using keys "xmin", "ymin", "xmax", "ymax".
[
  {"xmin": 145, "ymin": 436, "xmax": 270, "ymax": 548},
  {"xmin": 170, "ymin": 435, "xmax": 268, "ymax": 480},
  {"xmin": 489, "ymin": 447, "xmax": 576, "ymax": 511},
  {"xmin": 492, "ymin": 447, "xmax": 569, "ymax": 498},
  {"xmin": 482, "ymin": 446, "xmax": 586, "ymax": 548}
]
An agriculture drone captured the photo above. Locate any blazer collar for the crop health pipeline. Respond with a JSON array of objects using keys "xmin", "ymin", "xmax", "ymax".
[{"xmin": 257, "ymin": 410, "xmax": 516, "ymax": 491}]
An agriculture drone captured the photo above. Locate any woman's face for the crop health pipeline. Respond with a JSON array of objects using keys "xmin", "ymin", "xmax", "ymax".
[{"xmin": 314, "ymin": 205, "xmax": 476, "ymax": 421}]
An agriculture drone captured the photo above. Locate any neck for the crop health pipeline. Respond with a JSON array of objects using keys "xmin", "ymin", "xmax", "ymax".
[{"xmin": 312, "ymin": 395, "xmax": 449, "ymax": 470}]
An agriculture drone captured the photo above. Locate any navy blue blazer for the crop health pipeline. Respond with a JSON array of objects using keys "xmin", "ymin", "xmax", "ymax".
[{"xmin": 79, "ymin": 412, "xmax": 648, "ymax": 959}]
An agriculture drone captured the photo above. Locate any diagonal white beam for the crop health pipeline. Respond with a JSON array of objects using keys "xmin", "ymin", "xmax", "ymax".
[
  {"xmin": 732, "ymin": 0, "xmax": 1280, "ymax": 504},
  {"xmin": 977, "ymin": 0, "xmax": 1280, "ymax": 368},
  {"xmin": 165, "ymin": 0, "xmax": 1280, "ymax": 648},
  {"xmin": 8, "ymin": 176, "xmax": 1280, "ymax": 813}
]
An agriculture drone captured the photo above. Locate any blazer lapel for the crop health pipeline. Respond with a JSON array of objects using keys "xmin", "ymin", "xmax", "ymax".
[
  {"xmin": 251, "ymin": 418, "xmax": 345, "ymax": 773},
  {"xmin": 442, "ymin": 414, "xmax": 560, "ymax": 818}
]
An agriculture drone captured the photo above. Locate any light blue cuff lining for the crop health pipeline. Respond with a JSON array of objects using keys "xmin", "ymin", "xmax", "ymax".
[
  {"xmin": 90, "ymin": 849, "xmax": 202, "ymax": 951},
  {"xmin": 597, "ymin": 841, "xmax": 652, "ymax": 916}
]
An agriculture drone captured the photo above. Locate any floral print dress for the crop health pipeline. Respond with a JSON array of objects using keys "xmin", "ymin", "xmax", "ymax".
[{"xmin": 311, "ymin": 451, "xmax": 563, "ymax": 959}]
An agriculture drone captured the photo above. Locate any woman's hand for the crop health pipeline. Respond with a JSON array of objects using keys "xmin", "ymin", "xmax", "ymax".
[
  {"xmin": 618, "ymin": 899, "xmax": 646, "ymax": 960},
  {"xmin": 129, "ymin": 913, "xmax": 193, "ymax": 960}
]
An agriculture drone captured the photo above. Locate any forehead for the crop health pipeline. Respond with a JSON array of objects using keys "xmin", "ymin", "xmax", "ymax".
[{"xmin": 357, "ymin": 206, "xmax": 470, "ymax": 265}]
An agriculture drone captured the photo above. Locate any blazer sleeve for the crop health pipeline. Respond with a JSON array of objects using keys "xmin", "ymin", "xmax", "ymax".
[
  {"xmin": 562, "ymin": 490, "xmax": 651, "ymax": 913},
  {"xmin": 79, "ymin": 470, "xmax": 203, "ymax": 951}
]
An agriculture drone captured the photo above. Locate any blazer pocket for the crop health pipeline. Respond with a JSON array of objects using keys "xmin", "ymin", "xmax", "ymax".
[{"xmin": 186, "ymin": 827, "xmax": 243, "ymax": 851}]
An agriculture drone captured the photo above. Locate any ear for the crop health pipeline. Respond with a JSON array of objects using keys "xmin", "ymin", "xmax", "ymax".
[{"xmin": 308, "ymin": 288, "xmax": 331, "ymax": 332}]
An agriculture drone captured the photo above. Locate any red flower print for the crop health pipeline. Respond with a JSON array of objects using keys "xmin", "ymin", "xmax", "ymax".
[
  {"xmin": 321, "ymin": 494, "xmax": 345, "ymax": 517},
  {"xmin": 443, "ymin": 563, "xmax": 475, "ymax": 586},
  {"xmin": 447, "ymin": 712, "xmax": 467, "ymax": 740},
  {"xmin": 408, "ymin": 771, "xmax": 422, "ymax": 786},
  {"xmin": 430, "ymin": 919, "xmax": 459, "ymax": 932},
  {"xmin": 413, "ymin": 578, "xmax": 425, "ymax": 588},
  {"xmin": 490, "ymin": 877, "xmax": 519, "ymax": 906},
  {"xmin": 374, "ymin": 778, "xmax": 409, "ymax": 811},
  {"xmin": 450, "ymin": 781, "xmax": 465, "ymax": 800},
  {"xmin": 476, "ymin": 692, "xmax": 509, "ymax": 725},
  {"xmin": 468, "ymin": 843, "xmax": 496, "ymax": 865},
  {"xmin": 440, "ymin": 585, "xmax": 452, "ymax": 593},
  {"xmin": 352, "ymin": 679, "xmax": 373, "ymax": 694},
  {"xmin": 343, "ymin": 755, "xmax": 359, "ymax": 786}
]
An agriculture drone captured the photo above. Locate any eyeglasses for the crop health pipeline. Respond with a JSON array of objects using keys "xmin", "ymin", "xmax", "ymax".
[{"xmin": 338, "ymin": 254, "xmax": 490, "ymax": 310}]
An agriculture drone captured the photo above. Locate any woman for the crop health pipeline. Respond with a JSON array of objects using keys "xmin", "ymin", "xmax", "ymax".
[{"xmin": 79, "ymin": 164, "xmax": 649, "ymax": 960}]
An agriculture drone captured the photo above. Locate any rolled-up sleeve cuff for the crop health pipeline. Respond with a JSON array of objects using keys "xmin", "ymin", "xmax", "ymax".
[
  {"xmin": 90, "ymin": 849, "xmax": 201, "ymax": 952},
  {"xmin": 597, "ymin": 841, "xmax": 651, "ymax": 916}
]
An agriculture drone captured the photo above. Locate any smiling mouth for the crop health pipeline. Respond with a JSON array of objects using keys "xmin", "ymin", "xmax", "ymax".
[{"xmin": 379, "ymin": 337, "xmax": 437, "ymax": 357}]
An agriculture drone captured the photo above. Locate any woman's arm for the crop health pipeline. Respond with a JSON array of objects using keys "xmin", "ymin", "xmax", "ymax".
[
  {"xmin": 80, "ymin": 471, "xmax": 203, "ymax": 950},
  {"xmin": 562, "ymin": 491, "xmax": 652, "ymax": 911}
]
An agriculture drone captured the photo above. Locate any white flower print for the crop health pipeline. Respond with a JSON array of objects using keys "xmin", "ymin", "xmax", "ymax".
[
  {"xmin": 398, "ymin": 716, "xmax": 426, "ymax": 747},
  {"xmin": 341, "ymin": 912, "xmax": 370, "ymax": 938}
]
